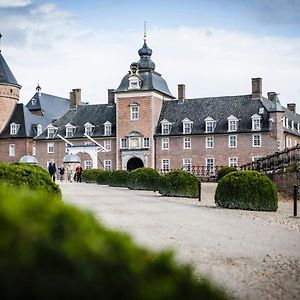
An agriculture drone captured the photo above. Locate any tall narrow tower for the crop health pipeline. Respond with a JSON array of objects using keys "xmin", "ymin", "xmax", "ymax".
[{"xmin": 0, "ymin": 34, "xmax": 21, "ymax": 132}]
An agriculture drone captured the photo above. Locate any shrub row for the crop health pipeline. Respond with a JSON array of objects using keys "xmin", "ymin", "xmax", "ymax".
[
  {"xmin": 0, "ymin": 162, "xmax": 61, "ymax": 198},
  {"xmin": 0, "ymin": 184, "xmax": 229, "ymax": 300}
]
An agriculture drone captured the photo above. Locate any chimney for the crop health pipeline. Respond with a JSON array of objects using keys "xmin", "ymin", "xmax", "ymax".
[
  {"xmin": 287, "ymin": 103, "xmax": 296, "ymax": 113},
  {"xmin": 70, "ymin": 88, "xmax": 81, "ymax": 108},
  {"xmin": 178, "ymin": 84, "xmax": 185, "ymax": 102},
  {"xmin": 267, "ymin": 92, "xmax": 276, "ymax": 101},
  {"xmin": 108, "ymin": 89, "xmax": 115, "ymax": 106},
  {"xmin": 252, "ymin": 78, "xmax": 262, "ymax": 99}
]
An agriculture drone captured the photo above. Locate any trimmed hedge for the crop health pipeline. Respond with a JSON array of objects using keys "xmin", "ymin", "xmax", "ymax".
[
  {"xmin": 0, "ymin": 184, "xmax": 229, "ymax": 300},
  {"xmin": 217, "ymin": 166, "xmax": 236, "ymax": 182},
  {"xmin": 128, "ymin": 168, "xmax": 160, "ymax": 191},
  {"xmin": 108, "ymin": 170, "xmax": 129, "ymax": 187},
  {"xmin": 215, "ymin": 170, "xmax": 278, "ymax": 211},
  {"xmin": 0, "ymin": 162, "xmax": 61, "ymax": 198},
  {"xmin": 82, "ymin": 169, "xmax": 100, "ymax": 183},
  {"xmin": 96, "ymin": 170, "xmax": 113, "ymax": 185},
  {"xmin": 159, "ymin": 170, "xmax": 198, "ymax": 198}
]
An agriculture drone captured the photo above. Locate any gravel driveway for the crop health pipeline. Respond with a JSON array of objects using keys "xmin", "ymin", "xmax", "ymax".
[{"xmin": 60, "ymin": 182, "xmax": 300, "ymax": 300}]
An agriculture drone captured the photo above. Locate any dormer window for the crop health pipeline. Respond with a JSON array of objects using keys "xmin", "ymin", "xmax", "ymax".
[
  {"xmin": 251, "ymin": 114, "xmax": 261, "ymax": 131},
  {"xmin": 104, "ymin": 121, "xmax": 112, "ymax": 136},
  {"xmin": 161, "ymin": 119, "xmax": 172, "ymax": 135},
  {"xmin": 65, "ymin": 123, "xmax": 76, "ymax": 138},
  {"xmin": 10, "ymin": 123, "xmax": 20, "ymax": 135},
  {"xmin": 291, "ymin": 120, "xmax": 295, "ymax": 131},
  {"xmin": 128, "ymin": 62, "xmax": 141, "ymax": 90},
  {"xmin": 227, "ymin": 115, "xmax": 238, "ymax": 132},
  {"xmin": 182, "ymin": 118, "xmax": 193, "ymax": 134},
  {"xmin": 204, "ymin": 117, "xmax": 216, "ymax": 133},
  {"xmin": 47, "ymin": 125, "xmax": 57, "ymax": 138},
  {"xmin": 298, "ymin": 123, "xmax": 300, "ymax": 133},
  {"xmin": 84, "ymin": 122, "xmax": 95, "ymax": 136},
  {"xmin": 130, "ymin": 103, "xmax": 139, "ymax": 121},
  {"xmin": 285, "ymin": 117, "xmax": 289, "ymax": 128},
  {"xmin": 31, "ymin": 97, "xmax": 37, "ymax": 105},
  {"xmin": 37, "ymin": 124, "xmax": 42, "ymax": 136}
]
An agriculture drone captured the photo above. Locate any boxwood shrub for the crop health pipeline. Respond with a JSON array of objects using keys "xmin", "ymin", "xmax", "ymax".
[
  {"xmin": 216, "ymin": 166, "xmax": 236, "ymax": 182},
  {"xmin": 0, "ymin": 184, "xmax": 229, "ymax": 300},
  {"xmin": 215, "ymin": 170, "xmax": 278, "ymax": 211},
  {"xmin": 82, "ymin": 169, "xmax": 100, "ymax": 183},
  {"xmin": 159, "ymin": 170, "xmax": 198, "ymax": 198},
  {"xmin": 128, "ymin": 168, "xmax": 161, "ymax": 191},
  {"xmin": 96, "ymin": 170, "xmax": 113, "ymax": 185},
  {"xmin": 108, "ymin": 170, "xmax": 129, "ymax": 187},
  {"xmin": 0, "ymin": 162, "xmax": 61, "ymax": 198}
]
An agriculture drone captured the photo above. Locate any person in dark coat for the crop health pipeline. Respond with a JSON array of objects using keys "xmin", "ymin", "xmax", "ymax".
[
  {"xmin": 48, "ymin": 161, "xmax": 57, "ymax": 182},
  {"xmin": 75, "ymin": 164, "xmax": 83, "ymax": 183}
]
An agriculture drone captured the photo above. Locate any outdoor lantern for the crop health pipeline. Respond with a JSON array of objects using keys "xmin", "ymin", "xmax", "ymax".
[
  {"xmin": 63, "ymin": 153, "xmax": 81, "ymax": 164},
  {"xmin": 19, "ymin": 155, "xmax": 38, "ymax": 164}
]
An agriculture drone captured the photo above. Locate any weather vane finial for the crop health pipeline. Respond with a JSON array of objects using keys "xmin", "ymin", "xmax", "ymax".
[
  {"xmin": 0, "ymin": 33, "xmax": 2, "ymax": 52},
  {"xmin": 144, "ymin": 21, "xmax": 147, "ymax": 42}
]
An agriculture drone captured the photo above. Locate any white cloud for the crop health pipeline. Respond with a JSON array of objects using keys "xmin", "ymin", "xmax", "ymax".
[{"xmin": 0, "ymin": 0, "xmax": 31, "ymax": 8}]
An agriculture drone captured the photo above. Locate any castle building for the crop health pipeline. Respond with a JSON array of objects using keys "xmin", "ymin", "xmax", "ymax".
[{"xmin": 0, "ymin": 36, "xmax": 300, "ymax": 173}]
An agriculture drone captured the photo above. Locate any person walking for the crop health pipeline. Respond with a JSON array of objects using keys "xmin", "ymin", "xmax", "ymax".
[
  {"xmin": 75, "ymin": 164, "xmax": 83, "ymax": 183},
  {"xmin": 66, "ymin": 163, "xmax": 73, "ymax": 182},
  {"xmin": 58, "ymin": 165, "xmax": 65, "ymax": 182},
  {"xmin": 48, "ymin": 160, "xmax": 57, "ymax": 182}
]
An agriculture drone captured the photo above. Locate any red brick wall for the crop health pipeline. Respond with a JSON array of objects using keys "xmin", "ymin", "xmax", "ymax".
[{"xmin": 0, "ymin": 138, "xmax": 33, "ymax": 162}]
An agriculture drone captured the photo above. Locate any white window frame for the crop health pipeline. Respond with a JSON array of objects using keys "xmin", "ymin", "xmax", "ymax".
[
  {"xmin": 228, "ymin": 157, "xmax": 238, "ymax": 167},
  {"xmin": 37, "ymin": 124, "xmax": 42, "ymax": 136},
  {"xmin": 183, "ymin": 158, "xmax": 192, "ymax": 172},
  {"xmin": 206, "ymin": 158, "xmax": 215, "ymax": 175},
  {"xmin": 251, "ymin": 114, "xmax": 261, "ymax": 131},
  {"xmin": 47, "ymin": 143, "xmax": 54, "ymax": 153},
  {"xmin": 84, "ymin": 122, "xmax": 95, "ymax": 136},
  {"xmin": 10, "ymin": 123, "xmax": 19, "ymax": 135},
  {"xmin": 161, "ymin": 119, "xmax": 172, "ymax": 135},
  {"xmin": 228, "ymin": 135, "xmax": 237, "ymax": 148},
  {"xmin": 47, "ymin": 126, "xmax": 56, "ymax": 138},
  {"xmin": 143, "ymin": 137, "xmax": 150, "ymax": 148},
  {"xmin": 9, "ymin": 144, "xmax": 15, "ymax": 157},
  {"xmin": 162, "ymin": 137, "xmax": 169, "ymax": 150},
  {"xmin": 104, "ymin": 121, "xmax": 112, "ymax": 136},
  {"xmin": 84, "ymin": 160, "xmax": 92, "ymax": 170},
  {"xmin": 104, "ymin": 160, "xmax": 112, "ymax": 170},
  {"xmin": 104, "ymin": 140, "xmax": 111, "ymax": 152},
  {"xmin": 162, "ymin": 159, "xmax": 170, "ymax": 173},
  {"xmin": 206, "ymin": 136, "xmax": 214, "ymax": 148},
  {"xmin": 205, "ymin": 117, "xmax": 216, "ymax": 133},
  {"xmin": 227, "ymin": 115, "xmax": 238, "ymax": 132},
  {"xmin": 183, "ymin": 137, "xmax": 191, "ymax": 149},
  {"xmin": 252, "ymin": 134, "xmax": 261, "ymax": 147},
  {"xmin": 121, "ymin": 138, "xmax": 128, "ymax": 149},
  {"xmin": 32, "ymin": 145, "xmax": 36, "ymax": 156},
  {"xmin": 130, "ymin": 105, "xmax": 139, "ymax": 121},
  {"xmin": 66, "ymin": 127, "xmax": 75, "ymax": 138},
  {"xmin": 182, "ymin": 118, "xmax": 193, "ymax": 134}
]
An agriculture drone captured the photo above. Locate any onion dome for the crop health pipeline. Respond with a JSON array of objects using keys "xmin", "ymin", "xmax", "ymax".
[{"xmin": 137, "ymin": 41, "xmax": 155, "ymax": 71}]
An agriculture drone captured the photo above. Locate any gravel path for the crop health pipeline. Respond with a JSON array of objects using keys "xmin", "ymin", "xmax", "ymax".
[{"xmin": 60, "ymin": 182, "xmax": 300, "ymax": 300}]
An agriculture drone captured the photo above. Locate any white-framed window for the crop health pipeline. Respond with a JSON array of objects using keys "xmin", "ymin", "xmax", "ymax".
[
  {"xmin": 104, "ymin": 121, "xmax": 112, "ymax": 136},
  {"xmin": 84, "ymin": 123, "xmax": 94, "ymax": 136},
  {"xmin": 143, "ymin": 137, "xmax": 150, "ymax": 148},
  {"xmin": 104, "ymin": 160, "xmax": 112, "ymax": 170},
  {"xmin": 47, "ymin": 126, "xmax": 56, "ymax": 138},
  {"xmin": 227, "ymin": 115, "xmax": 238, "ymax": 132},
  {"xmin": 162, "ymin": 137, "xmax": 169, "ymax": 150},
  {"xmin": 285, "ymin": 117, "xmax": 289, "ymax": 128},
  {"xmin": 228, "ymin": 135, "xmax": 237, "ymax": 148},
  {"xmin": 130, "ymin": 105, "xmax": 139, "ymax": 121},
  {"xmin": 183, "ymin": 158, "xmax": 192, "ymax": 172},
  {"xmin": 251, "ymin": 114, "xmax": 261, "ymax": 131},
  {"xmin": 84, "ymin": 160, "xmax": 92, "ymax": 170},
  {"xmin": 206, "ymin": 136, "xmax": 214, "ymax": 148},
  {"xmin": 297, "ymin": 123, "xmax": 300, "ymax": 133},
  {"xmin": 205, "ymin": 117, "xmax": 216, "ymax": 133},
  {"xmin": 37, "ymin": 124, "xmax": 43, "ymax": 136},
  {"xmin": 121, "ymin": 138, "xmax": 128, "ymax": 149},
  {"xmin": 252, "ymin": 134, "xmax": 261, "ymax": 147},
  {"xmin": 66, "ymin": 127, "xmax": 75, "ymax": 137},
  {"xmin": 104, "ymin": 140, "xmax": 111, "ymax": 152},
  {"xmin": 206, "ymin": 158, "xmax": 215, "ymax": 175},
  {"xmin": 32, "ymin": 145, "xmax": 36, "ymax": 156},
  {"xmin": 10, "ymin": 123, "xmax": 19, "ymax": 135},
  {"xmin": 252, "ymin": 156, "xmax": 261, "ymax": 162},
  {"xmin": 182, "ymin": 118, "xmax": 193, "ymax": 134},
  {"xmin": 47, "ymin": 142, "xmax": 54, "ymax": 153},
  {"xmin": 162, "ymin": 159, "xmax": 170, "ymax": 173},
  {"xmin": 183, "ymin": 137, "xmax": 191, "ymax": 149},
  {"xmin": 228, "ymin": 157, "xmax": 238, "ymax": 167},
  {"xmin": 9, "ymin": 144, "xmax": 15, "ymax": 157},
  {"xmin": 161, "ymin": 120, "xmax": 172, "ymax": 135}
]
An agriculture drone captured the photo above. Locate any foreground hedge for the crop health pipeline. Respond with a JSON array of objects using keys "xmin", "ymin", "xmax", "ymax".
[
  {"xmin": 217, "ymin": 167, "xmax": 236, "ymax": 182},
  {"xmin": 0, "ymin": 185, "xmax": 229, "ymax": 300},
  {"xmin": 0, "ymin": 162, "xmax": 61, "ymax": 198},
  {"xmin": 82, "ymin": 169, "xmax": 100, "ymax": 183},
  {"xmin": 108, "ymin": 170, "xmax": 129, "ymax": 187},
  {"xmin": 159, "ymin": 170, "xmax": 198, "ymax": 198},
  {"xmin": 96, "ymin": 170, "xmax": 113, "ymax": 185},
  {"xmin": 128, "ymin": 168, "xmax": 160, "ymax": 191},
  {"xmin": 215, "ymin": 171, "xmax": 278, "ymax": 211}
]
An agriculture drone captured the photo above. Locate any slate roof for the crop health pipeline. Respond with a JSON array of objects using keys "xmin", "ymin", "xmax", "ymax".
[
  {"xmin": 0, "ymin": 52, "xmax": 20, "ymax": 87},
  {"xmin": 35, "ymin": 104, "xmax": 116, "ymax": 140},
  {"xmin": 156, "ymin": 95, "xmax": 272, "ymax": 136}
]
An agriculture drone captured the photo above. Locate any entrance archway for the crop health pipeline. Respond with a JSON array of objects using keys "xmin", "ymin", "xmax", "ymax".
[{"xmin": 127, "ymin": 157, "xmax": 144, "ymax": 171}]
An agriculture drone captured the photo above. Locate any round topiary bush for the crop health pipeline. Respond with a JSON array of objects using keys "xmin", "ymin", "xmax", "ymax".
[
  {"xmin": 159, "ymin": 170, "xmax": 198, "ymax": 198},
  {"xmin": 128, "ymin": 168, "xmax": 160, "ymax": 191},
  {"xmin": 0, "ymin": 162, "xmax": 61, "ymax": 198},
  {"xmin": 82, "ymin": 169, "xmax": 100, "ymax": 183},
  {"xmin": 0, "ymin": 184, "xmax": 229, "ymax": 300},
  {"xmin": 215, "ymin": 170, "xmax": 278, "ymax": 211},
  {"xmin": 108, "ymin": 170, "xmax": 129, "ymax": 187},
  {"xmin": 216, "ymin": 166, "xmax": 237, "ymax": 182},
  {"xmin": 96, "ymin": 170, "xmax": 113, "ymax": 185}
]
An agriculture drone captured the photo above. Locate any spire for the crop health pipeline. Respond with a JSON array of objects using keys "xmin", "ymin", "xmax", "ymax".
[
  {"xmin": 36, "ymin": 84, "xmax": 42, "ymax": 97},
  {"xmin": 138, "ymin": 24, "xmax": 155, "ymax": 71},
  {"xmin": 144, "ymin": 21, "xmax": 147, "ymax": 42},
  {"xmin": 0, "ymin": 33, "xmax": 2, "ymax": 53}
]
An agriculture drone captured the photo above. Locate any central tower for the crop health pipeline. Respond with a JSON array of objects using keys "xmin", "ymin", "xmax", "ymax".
[{"xmin": 115, "ymin": 37, "xmax": 174, "ymax": 170}]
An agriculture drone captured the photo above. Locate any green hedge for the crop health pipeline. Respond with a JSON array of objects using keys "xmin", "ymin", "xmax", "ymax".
[
  {"xmin": 96, "ymin": 170, "xmax": 113, "ymax": 185},
  {"xmin": 128, "ymin": 168, "xmax": 160, "ymax": 191},
  {"xmin": 217, "ymin": 167, "xmax": 236, "ymax": 182},
  {"xmin": 159, "ymin": 170, "xmax": 198, "ymax": 198},
  {"xmin": 215, "ymin": 171, "xmax": 278, "ymax": 211},
  {"xmin": 108, "ymin": 170, "xmax": 129, "ymax": 187},
  {"xmin": 0, "ymin": 162, "xmax": 61, "ymax": 198},
  {"xmin": 82, "ymin": 169, "xmax": 100, "ymax": 183},
  {"xmin": 0, "ymin": 184, "xmax": 229, "ymax": 300}
]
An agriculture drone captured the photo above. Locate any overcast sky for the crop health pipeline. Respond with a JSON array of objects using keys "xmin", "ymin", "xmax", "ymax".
[{"xmin": 1, "ymin": 0, "xmax": 300, "ymax": 111}]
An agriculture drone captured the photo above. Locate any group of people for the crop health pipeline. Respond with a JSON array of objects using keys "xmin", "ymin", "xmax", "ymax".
[{"xmin": 48, "ymin": 160, "xmax": 83, "ymax": 183}]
